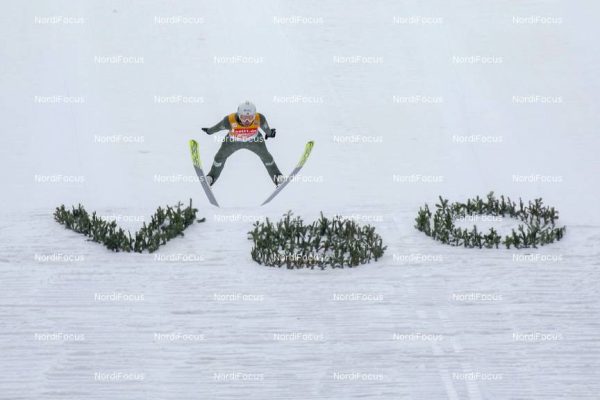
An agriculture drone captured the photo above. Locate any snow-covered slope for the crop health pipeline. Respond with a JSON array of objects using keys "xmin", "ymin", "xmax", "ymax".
[{"xmin": 1, "ymin": 1, "xmax": 599, "ymax": 399}]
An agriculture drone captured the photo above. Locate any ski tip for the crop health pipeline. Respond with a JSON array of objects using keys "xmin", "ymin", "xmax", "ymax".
[
  {"xmin": 297, "ymin": 141, "xmax": 314, "ymax": 166},
  {"xmin": 189, "ymin": 139, "xmax": 201, "ymax": 167},
  {"xmin": 306, "ymin": 141, "xmax": 315, "ymax": 153}
]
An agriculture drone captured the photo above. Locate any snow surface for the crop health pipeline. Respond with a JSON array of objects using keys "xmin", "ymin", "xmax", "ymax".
[{"xmin": 1, "ymin": 0, "xmax": 599, "ymax": 399}]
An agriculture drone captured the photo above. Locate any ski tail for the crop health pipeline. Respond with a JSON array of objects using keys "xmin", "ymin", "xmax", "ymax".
[{"xmin": 261, "ymin": 140, "xmax": 315, "ymax": 206}]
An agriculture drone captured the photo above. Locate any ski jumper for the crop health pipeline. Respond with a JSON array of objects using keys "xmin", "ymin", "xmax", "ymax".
[{"xmin": 205, "ymin": 113, "xmax": 283, "ymax": 184}]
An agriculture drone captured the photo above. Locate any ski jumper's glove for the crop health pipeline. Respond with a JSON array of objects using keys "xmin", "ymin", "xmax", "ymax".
[{"xmin": 265, "ymin": 128, "xmax": 276, "ymax": 140}]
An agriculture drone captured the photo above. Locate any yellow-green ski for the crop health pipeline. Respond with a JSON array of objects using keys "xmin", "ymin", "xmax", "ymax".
[{"xmin": 189, "ymin": 139, "xmax": 219, "ymax": 207}]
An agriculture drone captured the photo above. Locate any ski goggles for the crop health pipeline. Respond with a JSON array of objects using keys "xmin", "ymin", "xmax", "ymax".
[{"xmin": 239, "ymin": 114, "xmax": 255, "ymax": 125}]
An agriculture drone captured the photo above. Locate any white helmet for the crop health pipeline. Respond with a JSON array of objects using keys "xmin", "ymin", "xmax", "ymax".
[{"xmin": 237, "ymin": 100, "xmax": 256, "ymax": 118}]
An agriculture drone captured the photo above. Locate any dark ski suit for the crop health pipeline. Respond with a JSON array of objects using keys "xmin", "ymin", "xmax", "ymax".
[{"xmin": 205, "ymin": 113, "xmax": 282, "ymax": 184}]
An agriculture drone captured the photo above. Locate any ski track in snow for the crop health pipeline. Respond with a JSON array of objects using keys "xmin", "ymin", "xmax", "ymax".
[{"xmin": 2, "ymin": 0, "xmax": 600, "ymax": 399}]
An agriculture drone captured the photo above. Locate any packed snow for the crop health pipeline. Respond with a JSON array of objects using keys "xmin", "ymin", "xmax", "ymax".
[{"xmin": 1, "ymin": 0, "xmax": 599, "ymax": 399}]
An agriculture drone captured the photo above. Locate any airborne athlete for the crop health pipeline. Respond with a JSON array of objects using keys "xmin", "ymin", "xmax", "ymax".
[{"xmin": 201, "ymin": 101, "xmax": 285, "ymax": 186}]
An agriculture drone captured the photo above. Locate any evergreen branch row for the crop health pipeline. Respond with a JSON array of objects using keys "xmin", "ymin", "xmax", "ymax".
[
  {"xmin": 415, "ymin": 192, "xmax": 566, "ymax": 249},
  {"xmin": 54, "ymin": 199, "xmax": 203, "ymax": 253},
  {"xmin": 249, "ymin": 212, "xmax": 387, "ymax": 269}
]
